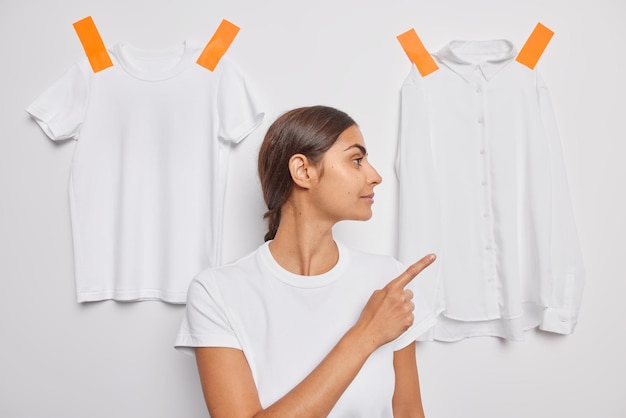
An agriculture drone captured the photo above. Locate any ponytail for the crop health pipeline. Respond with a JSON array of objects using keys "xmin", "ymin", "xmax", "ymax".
[{"xmin": 263, "ymin": 207, "xmax": 281, "ymax": 242}]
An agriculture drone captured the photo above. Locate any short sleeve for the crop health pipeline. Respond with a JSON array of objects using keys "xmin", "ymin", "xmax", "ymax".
[
  {"xmin": 391, "ymin": 259, "xmax": 436, "ymax": 351},
  {"xmin": 174, "ymin": 272, "xmax": 241, "ymax": 356},
  {"xmin": 25, "ymin": 60, "xmax": 91, "ymax": 141},
  {"xmin": 216, "ymin": 58, "xmax": 264, "ymax": 144}
]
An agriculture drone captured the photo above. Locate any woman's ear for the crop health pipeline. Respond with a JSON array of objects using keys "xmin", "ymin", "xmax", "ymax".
[{"xmin": 289, "ymin": 154, "xmax": 318, "ymax": 189}]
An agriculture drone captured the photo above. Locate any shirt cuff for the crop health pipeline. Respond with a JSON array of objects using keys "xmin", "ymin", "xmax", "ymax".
[
  {"xmin": 174, "ymin": 333, "xmax": 241, "ymax": 356},
  {"xmin": 539, "ymin": 307, "xmax": 577, "ymax": 334}
]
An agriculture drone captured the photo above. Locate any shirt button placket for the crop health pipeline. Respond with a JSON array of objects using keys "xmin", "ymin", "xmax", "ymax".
[{"xmin": 473, "ymin": 68, "xmax": 500, "ymax": 315}]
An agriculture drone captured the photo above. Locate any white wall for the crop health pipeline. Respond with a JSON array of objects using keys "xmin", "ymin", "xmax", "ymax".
[{"xmin": 1, "ymin": 0, "xmax": 624, "ymax": 417}]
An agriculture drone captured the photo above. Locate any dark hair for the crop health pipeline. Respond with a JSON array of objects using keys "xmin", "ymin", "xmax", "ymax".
[{"xmin": 258, "ymin": 106, "xmax": 357, "ymax": 241}]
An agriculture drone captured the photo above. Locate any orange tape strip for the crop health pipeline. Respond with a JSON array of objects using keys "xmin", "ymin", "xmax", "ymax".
[
  {"xmin": 197, "ymin": 19, "xmax": 240, "ymax": 71},
  {"xmin": 73, "ymin": 16, "xmax": 113, "ymax": 73},
  {"xmin": 397, "ymin": 29, "xmax": 438, "ymax": 77},
  {"xmin": 516, "ymin": 22, "xmax": 554, "ymax": 70}
]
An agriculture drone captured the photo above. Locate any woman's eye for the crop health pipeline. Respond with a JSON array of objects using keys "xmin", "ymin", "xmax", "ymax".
[{"xmin": 353, "ymin": 157, "xmax": 363, "ymax": 166}]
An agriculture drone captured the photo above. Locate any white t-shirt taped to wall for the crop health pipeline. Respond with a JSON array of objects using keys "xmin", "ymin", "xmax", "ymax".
[
  {"xmin": 175, "ymin": 240, "xmax": 435, "ymax": 415},
  {"xmin": 26, "ymin": 41, "xmax": 264, "ymax": 303}
]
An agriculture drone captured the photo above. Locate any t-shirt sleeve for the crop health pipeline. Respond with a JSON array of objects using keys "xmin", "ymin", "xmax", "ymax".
[
  {"xmin": 174, "ymin": 272, "xmax": 242, "ymax": 356},
  {"xmin": 391, "ymin": 259, "xmax": 436, "ymax": 351},
  {"xmin": 216, "ymin": 58, "xmax": 264, "ymax": 144},
  {"xmin": 25, "ymin": 61, "xmax": 90, "ymax": 141}
]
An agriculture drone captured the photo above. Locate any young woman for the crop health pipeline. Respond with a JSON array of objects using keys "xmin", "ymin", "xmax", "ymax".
[{"xmin": 176, "ymin": 106, "xmax": 436, "ymax": 417}]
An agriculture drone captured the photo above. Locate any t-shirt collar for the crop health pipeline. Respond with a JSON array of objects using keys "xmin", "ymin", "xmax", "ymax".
[
  {"xmin": 259, "ymin": 240, "xmax": 349, "ymax": 288},
  {"xmin": 434, "ymin": 39, "xmax": 517, "ymax": 82},
  {"xmin": 111, "ymin": 40, "xmax": 198, "ymax": 81}
]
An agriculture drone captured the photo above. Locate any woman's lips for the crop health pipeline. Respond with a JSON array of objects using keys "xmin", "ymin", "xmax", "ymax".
[{"xmin": 361, "ymin": 193, "xmax": 375, "ymax": 204}]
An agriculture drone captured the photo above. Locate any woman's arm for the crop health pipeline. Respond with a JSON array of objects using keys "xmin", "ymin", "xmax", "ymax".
[
  {"xmin": 196, "ymin": 324, "xmax": 375, "ymax": 417},
  {"xmin": 392, "ymin": 342, "xmax": 426, "ymax": 418},
  {"xmin": 196, "ymin": 254, "xmax": 435, "ymax": 418},
  {"xmin": 195, "ymin": 347, "xmax": 262, "ymax": 416}
]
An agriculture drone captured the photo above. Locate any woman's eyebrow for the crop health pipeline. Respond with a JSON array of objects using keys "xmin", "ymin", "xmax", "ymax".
[{"xmin": 343, "ymin": 144, "xmax": 367, "ymax": 155}]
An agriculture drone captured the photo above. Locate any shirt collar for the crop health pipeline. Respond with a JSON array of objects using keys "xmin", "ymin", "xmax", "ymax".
[{"xmin": 434, "ymin": 39, "xmax": 517, "ymax": 82}]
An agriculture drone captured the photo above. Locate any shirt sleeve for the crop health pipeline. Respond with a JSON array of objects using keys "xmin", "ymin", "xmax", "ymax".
[
  {"xmin": 216, "ymin": 58, "xmax": 264, "ymax": 144},
  {"xmin": 174, "ymin": 271, "xmax": 242, "ymax": 356},
  {"xmin": 25, "ymin": 60, "xmax": 90, "ymax": 141},
  {"xmin": 536, "ymin": 73, "xmax": 586, "ymax": 334},
  {"xmin": 395, "ymin": 67, "xmax": 443, "ymax": 336}
]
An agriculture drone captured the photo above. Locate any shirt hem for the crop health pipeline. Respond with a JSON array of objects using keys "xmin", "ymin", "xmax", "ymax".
[
  {"xmin": 76, "ymin": 289, "xmax": 188, "ymax": 304},
  {"xmin": 174, "ymin": 334, "xmax": 242, "ymax": 356}
]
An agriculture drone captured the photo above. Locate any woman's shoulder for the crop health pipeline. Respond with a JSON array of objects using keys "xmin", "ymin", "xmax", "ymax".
[
  {"xmin": 338, "ymin": 241, "xmax": 404, "ymax": 275},
  {"xmin": 192, "ymin": 244, "xmax": 266, "ymax": 288}
]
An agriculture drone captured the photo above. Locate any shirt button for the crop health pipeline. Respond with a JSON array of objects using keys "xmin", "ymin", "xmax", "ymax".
[
  {"xmin": 481, "ymin": 180, "xmax": 487, "ymax": 186},
  {"xmin": 483, "ymin": 212, "xmax": 489, "ymax": 218},
  {"xmin": 479, "ymin": 149, "xmax": 486, "ymax": 155},
  {"xmin": 475, "ymin": 87, "xmax": 482, "ymax": 93},
  {"xmin": 477, "ymin": 117, "xmax": 484, "ymax": 124},
  {"xmin": 485, "ymin": 245, "xmax": 492, "ymax": 251}
]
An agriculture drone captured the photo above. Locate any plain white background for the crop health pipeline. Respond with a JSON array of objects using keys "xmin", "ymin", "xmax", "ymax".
[{"xmin": 1, "ymin": 0, "xmax": 624, "ymax": 417}]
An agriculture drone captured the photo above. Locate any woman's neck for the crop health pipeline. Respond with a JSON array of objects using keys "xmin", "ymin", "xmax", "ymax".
[{"xmin": 268, "ymin": 203, "xmax": 339, "ymax": 276}]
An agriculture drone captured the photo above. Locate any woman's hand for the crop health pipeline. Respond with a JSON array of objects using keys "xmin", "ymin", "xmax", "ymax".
[{"xmin": 354, "ymin": 254, "xmax": 436, "ymax": 350}]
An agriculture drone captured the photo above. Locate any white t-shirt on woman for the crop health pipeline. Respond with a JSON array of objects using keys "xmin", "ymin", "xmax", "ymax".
[{"xmin": 175, "ymin": 240, "xmax": 435, "ymax": 416}]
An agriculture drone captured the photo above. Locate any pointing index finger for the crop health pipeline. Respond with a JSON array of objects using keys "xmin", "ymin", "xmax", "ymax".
[{"xmin": 391, "ymin": 254, "xmax": 436, "ymax": 289}]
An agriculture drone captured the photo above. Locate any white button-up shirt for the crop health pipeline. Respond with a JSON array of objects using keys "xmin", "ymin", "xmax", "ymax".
[{"xmin": 396, "ymin": 40, "xmax": 585, "ymax": 341}]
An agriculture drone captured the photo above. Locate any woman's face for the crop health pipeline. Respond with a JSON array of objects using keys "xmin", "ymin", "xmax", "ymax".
[{"xmin": 310, "ymin": 125, "xmax": 383, "ymax": 223}]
